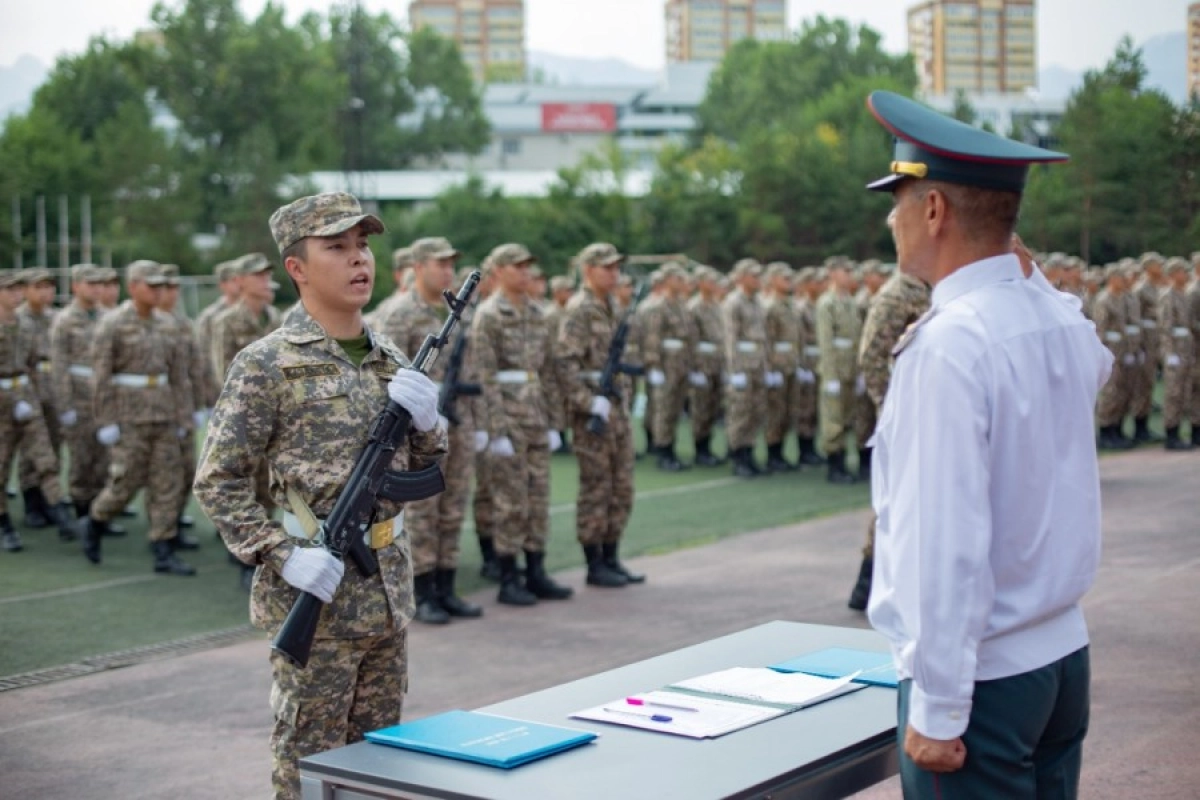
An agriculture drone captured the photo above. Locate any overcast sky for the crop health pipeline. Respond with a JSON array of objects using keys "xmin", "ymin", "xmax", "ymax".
[{"xmin": 1, "ymin": 0, "xmax": 1191, "ymax": 74}]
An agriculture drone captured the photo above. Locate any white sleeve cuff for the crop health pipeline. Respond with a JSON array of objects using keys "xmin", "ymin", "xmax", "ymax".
[{"xmin": 909, "ymin": 682, "xmax": 971, "ymax": 740}]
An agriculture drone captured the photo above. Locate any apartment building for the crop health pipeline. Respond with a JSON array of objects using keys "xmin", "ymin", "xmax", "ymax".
[
  {"xmin": 908, "ymin": 0, "xmax": 1037, "ymax": 96},
  {"xmin": 409, "ymin": 0, "xmax": 526, "ymax": 83},
  {"xmin": 665, "ymin": 0, "xmax": 788, "ymax": 63}
]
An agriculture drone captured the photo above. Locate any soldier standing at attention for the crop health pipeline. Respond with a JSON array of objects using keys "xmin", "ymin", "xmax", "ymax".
[
  {"xmin": 194, "ymin": 193, "xmax": 445, "ymax": 800},
  {"xmin": 1093, "ymin": 265, "xmax": 1137, "ymax": 450},
  {"xmin": 470, "ymin": 260, "xmax": 501, "ymax": 582},
  {"xmin": 687, "ymin": 266, "xmax": 726, "ymax": 467},
  {"xmin": 81, "ymin": 261, "xmax": 196, "ymax": 573},
  {"xmin": 851, "ymin": 262, "xmax": 886, "ymax": 480},
  {"xmin": 558, "ymin": 243, "xmax": 643, "ymax": 588},
  {"xmin": 50, "ymin": 265, "xmax": 111, "ymax": 522},
  {"xmin": 791, "ymin": 268, "xmax": 824, "ymax": 466},
  {"xmin": 1130, "ymin": 253, "xmax": 1166, "ymax": 443},
  {"xmin": 545, "ymin": 275, "xmax": 575, "ymax": 453},
  {"xmin": 762, "ymin": 262, "xmax": 801, "ymax": 472},
  {"xmin": 194, "ymin": 260, "xmax": 241, "ymax": 399},
  {"xmin": 16, "ymin": 268, "xmax": 64, "ymax": 528},
  {"xmin": 1158, "ymin": 257, "xmax": 1194, "ymax": 450},
  {"xmin": 847, "ymin": 265, "xmax": 930, "ymax": 611},
  {"xmin": 96, "ymin": 268, "xmax": 121, "ymax": 311},
  {"xmin": 816, "ymin": 259, "xmax": 864, "ymax": 484},
  {"xmin": 383, "ymin": 237, "xmax": 486, "ymax": 622},
  {"xmin": 643, "ymin": 261, "xmax": 695, "ymax": 471},
  {"xmin": 721, "ymin": 258, "xmax": 768, "ymax": 478},
  {"xmin": 468, "ymin": 243, "xmax": 570, "ymax": 605}
]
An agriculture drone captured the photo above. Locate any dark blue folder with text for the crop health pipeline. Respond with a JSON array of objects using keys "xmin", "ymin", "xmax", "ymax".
[{"xmin": 770, "ymin": 648, "xmax": 899, "ymax": 688}]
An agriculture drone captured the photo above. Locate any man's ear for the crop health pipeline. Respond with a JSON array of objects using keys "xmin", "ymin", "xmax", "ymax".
[
  {"xmin": 284, "ymin": 255, "xmax": 306, "ymax": 287},
  {"xmin": 925, "ymin": 189, "xmax": 949, "ymax": 238}
]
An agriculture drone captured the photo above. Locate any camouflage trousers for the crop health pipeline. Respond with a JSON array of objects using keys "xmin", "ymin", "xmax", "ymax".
[
  {"xmin": 489, "ymin": 428, "xmax": 550, "ymax": 557},
  {"xmin": 174, "ymin": 427, "xmax": 198, "ymax": 519},
  {"xmin": 269, "ymin": 628, "xmax": 407, "ymax": 800},
  {"xmin": 19, "ymin": 395, "xmax": 61, "ymax": 491},
  {"xmin": 1162, "ymin": 349, "xmax": 1194, "ymax": 428},
  {"xmin": 764, "ymin": 377, "xmax": 791, "ymax": 445},
  {"xmin": 1096, "ymin": 360, "xmax": 1134, "ymax": 427},
  {"xmin": 793, "ymin": 376, "xmax": 818, "ymax": 439},
  {"xmin": 819, "ymin": 379, "xmax": 857, "ymax": 456},
  {"xmin": 64, "ymin": 406, "xmax": 109, "ymax": 507},
  {"xmin": 91, "ymin": 422, "xmax": 183, "ymax": 542},
  {"xmin": 853, "ymin": 392, "xmax": 877, "ymax": 448},
  {"xmin": 572, "ymin": 411, "xmax": 634, "ymax": 546},
  {"xmin": 409, "ymin": 424, "xmax": 474, "ymax": 573},
  {"xmin": 0, "ymin": 399, "xmax": 62, "ymax": 516},
  {"xmin": 472, "ymin": 448, "xmax": 495, "ymax": 539},
  {"xmin": 1131, "ymin": 345, "xmax": 1157, "ymax": 418},
  {"xmin": 724, "ymin": 378, "xmax": 766, "ymax": 451},
  {"xmin": 688, "ymin": 372, "xmax": 722, "ymax": 441},
  {"xmin": 650, "ymin": 375, "xmax": 688, "ymax": 448},
  {"xmin": 1191, "ymin": 356, "xmax": 1200, "ymax": 426}
]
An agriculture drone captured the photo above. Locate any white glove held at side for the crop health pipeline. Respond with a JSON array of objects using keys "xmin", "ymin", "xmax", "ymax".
[
  {"xmin": 488, "ymin": 436, "xmax": 516, "ymax": 457},
  {"xmin": 766, "ymin": 371, "xmax": 784, "ymax": 388},
  {"xmin": 589, "ymin": 395, "xmax": 612, "ymax": 421},
  {"xmin": 1165, "ymin": 353, "xmax": 1182, "ymax": 368},
  {"xmin": 688, "ymin": 371, "xmax": 708, "ymax": 388},
  {"xmin": 473, "ymin": 430, "xmax": 490, "ymax": 453},
  {"xmin": 60, "ymin": 409, "xmax": 79, "ymax": 427},
  {"xmin": 13, "ymin": 400, "xmax": 34, "ymax": 422},
  {"xmin": 280, "ymin": 547, "xmax": 345, "ymax": 604},
  {"xmin": 795, "ymin": 368, "xmax": 815, "ymax": 384},
  {"xmin": 647, "ymin": 368, "xmax": 666, "ymax": 387},
  {"xmin": 547, "ymin": 430, "xmax": 562, "ymax": 451},
  {"xmin": 823, "ymin": 379, "xmax": 842, "ymax": 396},
  {"xmin": 97, "ymin": 424, "xmax": 121, "ymax": 446},
  {"xmin": 387, "ymin": 369, "xmax": 440, "ymax": 432},
  {"xmin": 855, "ymin": 375, "xmax": 867, "ymax": 396},
  {"xmin": 728, "ymin": 372, "xmax": 748, "ymax": 390}
]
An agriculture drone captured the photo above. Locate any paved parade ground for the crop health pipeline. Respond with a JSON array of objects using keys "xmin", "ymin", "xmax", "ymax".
[{"xmin": 1, "ymin": 448, "xmax": 1197, "ymax": 799}]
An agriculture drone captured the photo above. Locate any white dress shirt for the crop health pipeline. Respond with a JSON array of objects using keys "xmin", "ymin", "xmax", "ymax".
[{"xmin": 868, "ymin": 253, "xmax": 1114, "ymax": 740}]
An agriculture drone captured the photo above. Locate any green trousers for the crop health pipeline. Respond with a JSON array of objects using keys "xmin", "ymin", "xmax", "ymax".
[{"xmin": 898, "ymin": 646, "xmax": 1090, "ymax": 799}]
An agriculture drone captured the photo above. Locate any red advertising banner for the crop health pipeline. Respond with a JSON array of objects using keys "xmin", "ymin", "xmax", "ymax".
[{"xmin": 541, "ymin": 103, "xmax": 618, "ymax": 133}]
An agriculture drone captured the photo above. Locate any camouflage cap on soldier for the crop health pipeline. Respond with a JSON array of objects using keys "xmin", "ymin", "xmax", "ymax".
[
  {"xmin": 488, "ymin": 243, "xmax": 536, "ymax": 267},
  {"xmin": 578, "ymin": 242, "xmax": 624, "ymax": 267},
  {"xmin": 20, "ymin": 266, "xmax": 54, "ymax": 285},
  {"xmin": 1164, "ymin": 256, "xmax": 1189, "ymax": 275},
  {"xmin": 528, "ymin": 264, "xmax": 544, "ymax": 279},
  {"xmin": 126, "ymin": 260, "xmax": 166, "ymax": 286},
  {"xmin": 411, "ymin": 237, "xmax": 459, "ymax": 263},
  {"xmin": 214, "ymin": 260, "xmax": 240, "ymax": 282},
  {"xmin": 695, "ymin": 265, "xmax": 722, "ymax": 283},
  {"xmin": 160, "ymin": 263, "xmax": 181, "ymax": 286},
  {"xmin": 729, "ymin": 258, "xmax": 763, "ymax": 279},
  {"xmin": 392, "ymin": 247, "xmax": 414, "ymax": 272},
  {"xmin": 1139, "ymin": 251, "xmax": 1164, "ymax": 270},
  {"xmin": 70, "ymin": 263, "xmax": 104, "ymax": 283},
  {"xmin": 237, "ymin": 252, "xmax": 273, "ymax": 275},
  {"xmin": 269, "ymin": 192, "xmax": 385, "ymax": 254},
  {"xmin": 763, "ymin": 261, "xmax": 794, "ymax": 281},
  {"xmin": 659, "ymin": 261, "xmax": 688, "ymax": 280},
  {"xmin": 1103, "ymin": 263, "xmax": 1126, "ymax": 280},
  {"xmin": 96, "ymin": 266, "xmax": 120, "ymax": 283},
  {"xmin": 648, "ymin": 268, "xmax": 665, "ymax": 287},
  {"xmin": 549, "ymin": 275, "xmax": 573, "ymax": 292},
  {"xmin": 0, "ymin": 270, "xmax": 22, "ymax": 288}
]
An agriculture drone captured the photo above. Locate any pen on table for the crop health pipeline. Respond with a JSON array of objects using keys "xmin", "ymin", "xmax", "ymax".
[
  {"xmin": 602, "ymin": 707, "xmax": 672, "ymax": 723},
  {"xmin": 625, "ymin": 697, "xmax": 699, "ymax": 713}
]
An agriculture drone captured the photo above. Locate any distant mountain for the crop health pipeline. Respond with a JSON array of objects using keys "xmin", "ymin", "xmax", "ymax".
[
  {"xmin": 0, "ymin": 55, "xmax": 48, "ymax": 118},
  {"xmin": 1039, "ymin": 32, "xmax": 1187, "ymax": 104},
  {"xmin": 528, "ymin": 50, "xmax": 659, "ymax": 87},
  {"xmin": 1037, "ymin": 64, "xmax": 1083, "ymax": 100}
]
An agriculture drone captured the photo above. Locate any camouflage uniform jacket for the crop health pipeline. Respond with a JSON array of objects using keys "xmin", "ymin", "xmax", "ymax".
[
  {"xmin": 90, "ymin": 301, "xmax": 192, "ymax": 428},
  {"xmin": 1157, "ymin": 287, "xmax": 1192, "ymax": 361},
  {"xmin": 858, "ymin": 272, "xmax": 931, "ymax": 411},
  {"xmin": 762, "ymin": 293, "xmax": 801, "ymax": 373},
  {"xmin": 470, "ymin": 291, "xmax": 561, "ymax": 438},
  {"xmin": 687, "ymin": 295, "xmax": 724, "ymax": 378},
  {"xmin": 816, "ymin": 290, "xmax": 863, "ymax": 382},
  {"xmin": 194, "ymin": 297, "xmax": 232, "ymax": 405},
  {"xmin": 642, "ymin": 297, "xmax": 694, "ymax": 378},
  {"xmin": 16, "ymin": 303, "xmax": 56, "ymax": 404},
  {"xmin": 165, "ymin": 309, "xmax": 210, "ymax": 418},
  {"xmin": 1121, "ymin": 292, "xmax": 1144, "ymax": 359},
  {"xmin": 49, "ymin": 300, "xmax": 101, "ymax": 415},
  {"xmin": 1091, "ymin": 290, "xmax": 1130, "ymax": 360},
  {"xmin": 720, "ymin": 288, "xmax": 767, "ymax": 376},
  {"xmin": 211, "ymin": 300, "xmax": 282, "ymax": 380},
  {"xmin": 365, "ymin": 290, "xmax": 405, "ymax": 331},
  {"xmin": 1133, "ymin": 279, "xmax": 1161, "ymax": 349},
  {"xmin": 0, "ymin": 314, "xmax": 41, "ymax": 411},
  {"xmin": 193, "ymin": 304, "xmax": 447, "ymax": 636},
  {"xmin": 794, "ymin": 297, "xmax": 820, "ymax": 372},
  {"xmin": 558, "ymin": 286, "xmax": 631, "ymax": 418},
  {"xmin": 1188, "ymin": 280, "xmax": 1200, "ymax": 340}
]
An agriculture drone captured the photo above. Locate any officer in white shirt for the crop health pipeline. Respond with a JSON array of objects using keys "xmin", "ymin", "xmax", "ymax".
[{"xmin": 863, "ymin": 91, "xmax": 1114, "ymax": 798}]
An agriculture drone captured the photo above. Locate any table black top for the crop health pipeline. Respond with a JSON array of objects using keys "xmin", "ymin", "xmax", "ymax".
[{"xmin": 300, "ymin": 621, "xmax": 898, "ymax": 800}]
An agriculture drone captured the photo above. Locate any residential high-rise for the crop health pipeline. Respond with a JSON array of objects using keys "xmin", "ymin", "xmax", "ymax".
[
  {"xmin": 907, "ymin": 0, "xmax": 1037, "ymax": 96},
  {"xmin": 409, "ymin": 0, "xmax": 525, "ymax": 83},
  {"xmin": 665, "ymin": 0, "xmax": 788, "ymax": 64},
  {"xmin": 1189, "ymin": 3, "xmax": 1200, "ymax": 101}
]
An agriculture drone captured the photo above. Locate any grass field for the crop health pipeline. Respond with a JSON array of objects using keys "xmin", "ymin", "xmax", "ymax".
[{"xmin": 0, "ymin": 421, "xmax": 872, "ymax": 678}]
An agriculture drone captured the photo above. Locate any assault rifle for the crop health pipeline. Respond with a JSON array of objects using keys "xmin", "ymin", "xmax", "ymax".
[
  {"xmin": 586, "ymin": 281, "xmax": 650, "ymax": 435},
  {"xmin": 437, "ymin": 324, "xmax": 481, "ymax": 426},
  {"xmin": 273, "ymin": 271, "xmax": 482, "ymax": 668}
]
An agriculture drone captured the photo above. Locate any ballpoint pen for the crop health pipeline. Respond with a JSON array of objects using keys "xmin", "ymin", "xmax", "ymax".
[
  {"xmin": 602, "ymin": 707, "xmax": 672, "ymax": 723},
  {"xmin": 625, "ymin": 697, "xmax": 699, "ymax": 712}
]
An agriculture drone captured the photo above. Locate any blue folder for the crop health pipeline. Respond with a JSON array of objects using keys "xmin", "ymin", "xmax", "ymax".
[
  {"xmin": 770, "ymin": 648, "xmax": 899, "ymax": 688},
  {"xmin": 366, "ymin": 710, "xmax": 597, "ymax": 769}
]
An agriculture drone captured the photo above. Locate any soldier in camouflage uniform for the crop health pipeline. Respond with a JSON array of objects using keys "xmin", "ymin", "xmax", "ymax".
[
  {"xmin": 558, "ymin": 243, "xmax": 643, "ymax": 587},
  {"xmin": 816, "ymin": 259, "xmax": 864, "ymax": 483},
  {"xmin": 851, "ymin": 262, "xmax": 886, "ymax": 480},
  {"xmin": 687, "ymin": 266, "xmax": 726, "ymax": 466},
  {"xmin": 0, "ymin": 271, "xmax": 75, "ymax": 550},
  {"xmin": 847, "ymin": 268, "xmax": 931, "ymax": 611},
  {"xmin": 642, "ymin": 261, "xmax": 696, "ymax": 471},
  {"xmin": 194, "ymin": 260, "xmax": 241, "ymax": 401},
  {"xmin": 1158, "ymin": 258, "xmax": 1194, "ymax": 450},
  {"xmin": 470, "ymin": 243, "xmax": 571, "ymax": 605},
  {"xmin": 546, "ymin": 275, "xmax": 575, "ymax": 453},
  {"xmin": 1093, "ymin": 265, "xmax": 1137, "ymax": 449},
  {"xmin": 721, "ymin": 258, "xmax": 768, "ymax": 478},
  {"xmin": 761, "ymin": 262, "xmax": 800, "ymax": 472},
  {"xmin": 1130, "ymin": 253, "xmax": 1166, "ymax": 443},
  {"xmin": 194, "ymin": 193, "xmax": 446, "ymax": 800},
  {"xmin": 16, "ymin": 268, "xmax": 64, "ymax": 528},
  {"xmin": 365, "ymin": 247, "xmax": 414, "ymax": 330},
  {"xmin": 470, "ymin": 261, "xmax": 501, "ymax": 581},
  {"xmin": 791, "ymin": 268, "xmax": 824, "ymax": 466},
  {"xmin": 383, "ymin": 237, "xmax": 485, "ymax": 622},
  {"xmin": 97, "ymin": 268, "xmax": 121, "ymax": 311}
]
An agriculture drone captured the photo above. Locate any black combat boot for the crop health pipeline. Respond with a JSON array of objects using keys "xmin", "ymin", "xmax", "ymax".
[
  {"xmin": 436, "ymin": 568, "xmax": 483, "ymax": 617},
  {"xmin": 731, "ymin": 447, "xmax": 757, "ymax": 479},
  {"xmin": 656, "ymin": 442, "xmax": 687, "ymax": 472},
  {"xmin": 170, "ymin": 517, "xmax": 201, "ymax": 551},
  {"xmin": 847, "ymin": 556, "xmax": 873, "ymax": 612},
  {"xmin": 1133, "ymin": 416, "xmax": 1161, "ymax": 444},
  {"xmin": 22, "ymin": 487, "xmax": 51, "ymax": 528},
  {"xmin": 48, "ymin": 502, "xmax": 76, "ymax": 542},
  {"xmin": 497, "ymin": 555, "xmax": 537, "ymax": 606},
  {"xmin": 152, "ymin": 540, "xmax": 196, "ymax": 576},
  {"xmin": 554, "ymin": 431, "xmax": 572, "ymax": 455},
  {"xmin": 765, "ymin": 443, "xmax": 797, "ymax": 473},
  {"xmin": 1, "ymin": 514, "xmax": 23, "ymax": 552},
  {"xmin": 693, "ymin": 437, "xmax": 725, "ymax": 467},
  {"xmin": 414, "ymin": 571, "xmax": 451, "ymax": 624},
  {"xmin": 523, "ymin": 551, "xmax": 573, "ymax": 600},
  {"xmin": 478, "ymin": 536, "xmax": 501, "ymax": 582},
  {"xmin": 826, "ymin": 452, "xmax": 856, "ymax": 485},
  {"xmin": 1164, "ymin": 426, "xmax": 1194, "ymax": 451},
  {"xmin": 602, "ymin": 542, "xmax": 645, "ymax": 584},
  {"xmin": 80, "ymin": 515, "xmax": 106, "ymax": 563},
  {"xmin": 583, "ymin": 544, "xmax": 627, "ymax": 587},
  {"xmin": 857, "ymin": 447, "xmax": 873, "ymax": 482},
  {"xmin": 798, "ymin": 436, "xmax": 826, "ymax": 466}
]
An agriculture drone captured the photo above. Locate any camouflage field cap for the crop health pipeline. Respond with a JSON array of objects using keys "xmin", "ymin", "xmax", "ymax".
[
  {"xmin": 1139, "ymin": 251, "xmax": 1164, "ymax": 268},
  {"xmin": 528, "ymin": 265, "xmax": 545, "ymax": 279},
  {"xmin": 70, "ymin": 263, "xmax": 104, "ymax": 283},
  {"xmin": 659, "ymin": 261, "xmax": 688, "ymax": 280},
  {"xmin": 730, "ymin": 258, "xmax": 762, "ymax": 279},
  {"xmin": 1103, "ymin": 263, "xmax": 1126, "ymax": 280},
  {"xmin": 578, "ymin": 242, "xmax": 624, "ymax": 267},
  {"xmin": 214, "ymin": 261, "xmax": 240, "ymax": 281},
  {"xmin": 0, "ymin": 270, "xmax": 21, "ymax": 288},
  {"xmin": 411, "ymin": 237, "xmax": 459, "ymax": 262},
  {"xmin": 648, "ymin": 269, "xmax": 665, "ymax": 287},
  {"xmin": 126, "ymin": 260, "xmax": 166, "ymax": 286},
  {"xmin": 617, "ymin": 273, "xmax": 634, "ymax": 286},
  {"xmin": 96, "ymin": 266, "xmax": 120, "ymax": 282},
  {"xmin": 488, "ymin": 243, "xmax": 536, "ymax": 267},
  {"xmin": 764, "ymin": 261, "xmax": 794, "ymax": 281},
  {"xmin": 549, "ymin": 275, "xmax": 573, "ymax": 292},
  {"xmin": 392, "ymin": 247, "xmax": 415, "ymax": 272},
  {"xmin": 1191, "ymin": 251, "xmax": 1200, "ymax": 266},
  {"xmin": 21, "ymin": 266, "xmax": 54, "ymax": 285},
  {"xmin": 160, "ymin": 263, "xmax": 182, "ymax": 286},
  {"xmin": 794, "ymin": 266, "xmax": 816, "ymax": 282},
  {"xmin": 237, "ymin": 252, "xmax": 273, "ymax": 275},
  {"xmin": 269, "ymin": 192, "xmax": 385, "ymax": 254},
  {"xmin": 1164, "ymin": 256, "xmax": 1189, "ymax": 275}
]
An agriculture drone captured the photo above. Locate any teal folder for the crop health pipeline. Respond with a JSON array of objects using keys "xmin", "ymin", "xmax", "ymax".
[
  {"xmin": 365, "ymin": 710, "xmax": 597, "ymax": 769},
  {"xmin": 770, "ymin": 648, "xmax": 899, "ymax": 688}
]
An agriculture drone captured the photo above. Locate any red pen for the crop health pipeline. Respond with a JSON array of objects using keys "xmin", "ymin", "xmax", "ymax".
[{"xmin": 625, "ymin": 696, "xmax": 700, "ymax": 712}]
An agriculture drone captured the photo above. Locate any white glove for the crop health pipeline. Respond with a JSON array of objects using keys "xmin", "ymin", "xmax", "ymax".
[
  {"xmin": 823, "ymin": 379, "xmax": 842, "ymax": 396},
  {"xmin": 13, "ymin": 400, "xmax": 34, "ymax": 422},
  {"xmin": 176, "ymin": 426, "xmax": 189, "ymax": 439},
  {"xmin": 855, "ymin": 375, "xmax": 867, "ymax": 396},
  {"xmin": 437, "ymin": 414, "xmax": 449, "ymax": 433},
  {"xmin": 766, "ymin": 371, "xmax": 784, "ymax": 388},
  {"xmin": 96, "ymin": 424, "xmax": 121, "ymax": 446},
  {"xmin": 589, "ymin": 395, "xmax": 612, "ymax": 421},
  {"xmin": 387, "ymin": 369, "xmax": 439, "ymax": 432},
  {"xmin": 1165, "ymin": 353, "xmax": 1182, "ymax": 368},
  {"xmin": 547, "ymin": 430, "xmax": 562, "ymax": 451},
  {"xmin": 60, "ymin": 409, "xmax": 79, "ymax": 427},
  {"xmin": 728, "ymin": 372, "xmax": 748, "ymax": 390},
  {"xmin": 280, "ymin": 547, "xmax": 345, "ymax": 604},
  {"xmin": 473, "ymin": 430, "xmax": 490, "ymax": 452},
  {"xmin": 647, "ymin": 368, "xmax": 666, "ymax": 387},
  {"xmin": 1121, "ymin": 353, "xmax": 1136, "ymax": 366},
  {"xmin": 688, "ymin": 371, "xmax": 708, "ymax": 388},
  {"xmin": 488, "ymin": 436, "xmax": 515, "ymax": 457},
  {"xmin": 795, "ymin": 368, "xmax": 815, "ymax": 384},
  {"xmin": 192, "ymin": 408, "xmax": 210, "ymax": 429}
]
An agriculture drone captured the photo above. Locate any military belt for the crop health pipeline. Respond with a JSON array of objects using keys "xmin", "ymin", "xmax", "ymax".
[
  {"xmin": 1173, "ymin": 327, "xmax": 1191, "ymax": 338},
  {"xmin": 772, "ymin": 342, "xmax": 795, "ymax": 353},
  {"xmin": 0, "ymin": 375, "xmax": 31, "ymax": 390},
  {"xmin": 1141, "ymin": 320, "xmax": 1157, "ymax": 329},
  {"xmin": 1123, "ymin": 325, "xmax": 1141, "ymax": 336},
  {"xmin": 833, "ymin": 337, "xmax": 853, "ymax": 349},
  {"xmin": 661, "ymin": 338, "xmax": 685, "ymax": 352},
  {"xmin": 579, "ymin": 371, "xmax": 603, "ymax": 382},
  {"xmin": 68, "ymin": 364, "xmax": 94, "ymax": 378},
  {"xmin": 493, "ymin": 370, "xmax": 537, "ymax": 385},
  {"xmin": 735, "ymin": 341, "xmax": 759, "ymax": 353},
  {"xmin": 695, "ymin": 341, "xmax": 719, "ymax": 355},
  {"xmin": 803, "ymin": 345, "xmax": 821, "ymax": 358},
  {"xmin": 282, "ymin": 485, "xmax": 401, "ymax": 550},
  {"xmin": 112, "ymin": 373, "xmax": 169, "ymax": 388}
]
